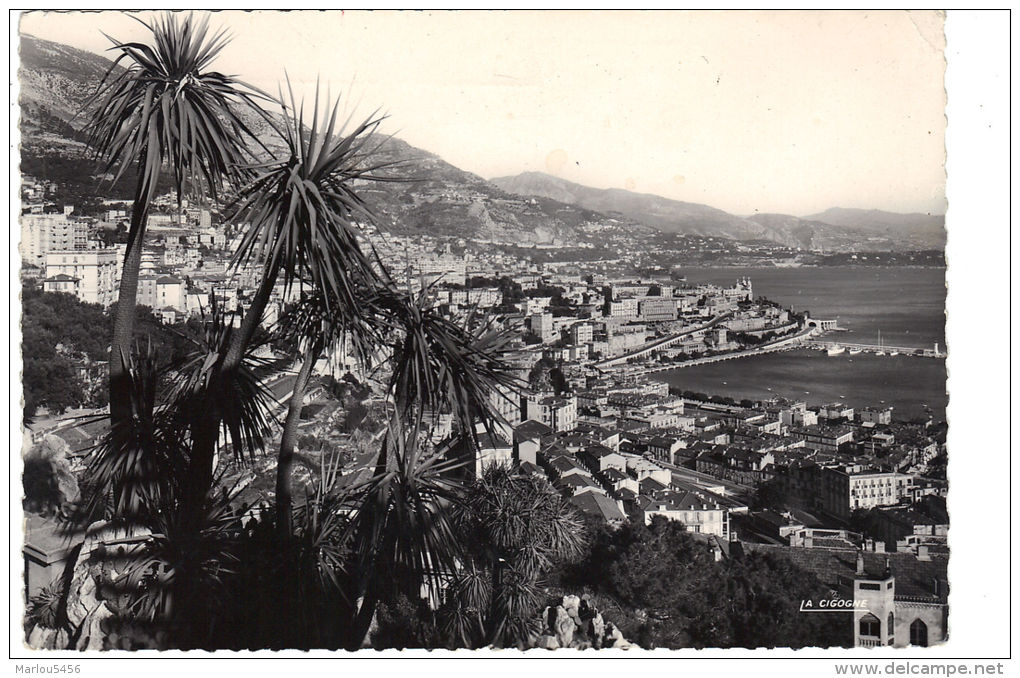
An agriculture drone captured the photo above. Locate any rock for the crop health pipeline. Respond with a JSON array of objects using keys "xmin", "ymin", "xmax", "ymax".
[
  {"xmin": 535, "ymin": 634, "xmax": 560, "ymax": 650},
  {"xmin": 562, "ymin": 594, "xmax": 581, "ymax": 619},
  {"xmin": 603, "ymin": 620, "xmax": 631, "ymax": 649},
  {"xmin": 541, "ymin": 606, "xmax": 554, "ymax": 634},
  {"xmin": 589, "ymin": 613, "xmax": 606, "ymax": 648},
  {"xmin": 26, "ymin": 625, "xmax": 69, "ymax": 650},
  {"xmin": 526, "ymin": 594, "xmax": 632, "ymax": 651},
  {"xmin": 604, "ymin": 622, "xmax": 625, "ymax": 647},
  {"xmin": 64, "ymin": 557, "xmax": 116, "ymax": 651},
  {"xmin": 553, "ymin": 606, "xmax": 574, "ymax": 647},
  {"xmin": 76, "ymin": 601, "xmax": 114, "ymax": 650}
]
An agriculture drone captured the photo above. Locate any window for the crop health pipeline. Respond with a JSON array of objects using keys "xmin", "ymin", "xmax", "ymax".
[
  {"xmin": 859, "ymin": 614, "xmax": 881, "ymax": 637},
  {"xmin": 888, "ymin": 612, "xmax": 894, "ymax": 636},
  {"xmin": 909, "ymin": 619, "xmax": 928, "ymax": 647},
  {"xmin": 858, "ymin": 583, "xmax": 881, "ymax": 591}
]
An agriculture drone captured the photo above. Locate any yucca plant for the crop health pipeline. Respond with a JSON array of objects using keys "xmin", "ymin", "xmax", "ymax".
[
  {"xmin": 377, "ymin": 285, "xmax": 523, "ymax": 447},
  {"xmin": 270, "ymin": 287, "xmax": 378, "ymax": 536},
  {"xmin": 345, "ymin": 415, "xmax": 468, "ymax": 648},
  {"xmin": 83, "ymin": 11, "xmax": 269, "ymax": 444},
  {"xmin": 442, "ymin": 464, "xmax": 588, "ymax": 648},
  {"xmin": 183, "ymin": 82, "xmax": 399, "ymax": 501},
  {"xmin": 77, "ymin": 340, "xmax": 187, "ymax": 528}
]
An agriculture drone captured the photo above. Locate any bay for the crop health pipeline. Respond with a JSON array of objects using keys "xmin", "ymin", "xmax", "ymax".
[{"xmin": 650, "ymin": 266, "xmax": 948, "ymax": 421}]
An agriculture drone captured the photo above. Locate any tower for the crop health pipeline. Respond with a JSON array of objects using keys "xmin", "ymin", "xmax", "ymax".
[{"xmin": 851, "ymin": 553, "xmax": 896, "ymax": 648}]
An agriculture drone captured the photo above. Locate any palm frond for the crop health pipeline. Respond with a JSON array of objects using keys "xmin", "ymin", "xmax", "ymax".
[
  {"xmin": 82, "ymin": 11, "xmax": 272, "ymax": 205},
  {"xmin": 348, "ymin": 416, "xmax": 468, "ymax": 614},
  {"xmin": 162, "ymin": 307, "xmax": 282, "ymax": 465},
  {"xmin": 375, "ymin": 286, "xmax": 524, "ymax": 446},
  {"xmin": 78, "ymin": 341, "xmax": 189, "ymax": 527},
  {"xmin": 227, "ymin": 80, "xmax": 401, "ymax": 323}
]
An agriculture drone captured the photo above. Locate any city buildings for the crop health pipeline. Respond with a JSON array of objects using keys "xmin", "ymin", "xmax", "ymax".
[{"xmin": 43, "ymin": 249, "xmax": 118, "ymax": 307}]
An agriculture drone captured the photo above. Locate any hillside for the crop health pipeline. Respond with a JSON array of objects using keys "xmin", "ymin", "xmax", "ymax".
[
  {"xmin": 491, "ymin": 171, "xmax": 755, "ymax": 239},
  {"xmin": 492, "ymin": 172, "xmax": 946, "ymax": 252},
  {"xmin": 17, "ymin": 33, "xmax": 641, "ymax": 246},
  {"xmin": 17, "ymin": 32, "xmax": 944, "ymax": 252},
  {"xmin": 805, "ymin": 207, "xmax": 946, "ymax": 250}
]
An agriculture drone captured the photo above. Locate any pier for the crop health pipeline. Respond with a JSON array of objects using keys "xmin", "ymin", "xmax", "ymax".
[
  {"xmin": 616, "ymin": 327, "xmax": 814, "ymax": 374},
  {"xmin": 804, "ymin": 340, "xmax": 944, "ymax": 358}
]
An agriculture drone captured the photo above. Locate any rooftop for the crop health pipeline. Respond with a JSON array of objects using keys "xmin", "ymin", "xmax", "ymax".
[{"xmin": 742, "ymin": 543, "xmax": 948, "ymax": 601}]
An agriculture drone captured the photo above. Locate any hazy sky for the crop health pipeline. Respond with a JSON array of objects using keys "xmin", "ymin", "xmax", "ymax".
[{"xmin": 18, "ymin": 10, "xmax": 946, "ymax": 216}]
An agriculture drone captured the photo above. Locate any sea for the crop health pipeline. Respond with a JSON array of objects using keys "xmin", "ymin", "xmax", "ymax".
[{"xmin": 650, "ymin": 266, "xmax": 948, "ymax": 421}]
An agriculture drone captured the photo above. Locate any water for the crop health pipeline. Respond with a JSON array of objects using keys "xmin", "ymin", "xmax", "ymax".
[{"xmin": 651, "ymin": 266, "xmax": 948, "ymax": 421}]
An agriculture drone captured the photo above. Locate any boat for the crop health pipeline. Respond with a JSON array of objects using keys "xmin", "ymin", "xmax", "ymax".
[
  {"xmin": 849, "ymin": 348, "xmax": 862, "ymax": 355},
  {"xmin": 826, "ymin": 345, "xmax": 845, "ymax": 356},
  {"xmin": 874, "ymin": 330, "xmax": 886, "ymax": 356}
]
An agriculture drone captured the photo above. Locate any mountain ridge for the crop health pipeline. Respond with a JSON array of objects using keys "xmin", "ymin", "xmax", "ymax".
[
  {"xmin": 18, "ymin": 33, "xmax": 944, "ymax": 252},
  {"xmin": 491, "ymin": 171, "xmax": 945, "ymax": 251}
]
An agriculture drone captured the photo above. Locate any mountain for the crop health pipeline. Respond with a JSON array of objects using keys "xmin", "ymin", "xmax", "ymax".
[
  {"xmin": 805, "ymin": 208, "xmax": 946, "ymax": 250},
  {"xmin": 17, "ymin": 33, "xmax": 644, "ymax": 247},
  {"xmin": 491, "ymin": 171, "xmax": 756, "ymax": 239},
  {"xmin": 18, "ymin": 33, "xmax": 945, "ymax": 253},
  {"xmin": 492, "ymin": 173, "xmax": 947, "ymax": 252}
]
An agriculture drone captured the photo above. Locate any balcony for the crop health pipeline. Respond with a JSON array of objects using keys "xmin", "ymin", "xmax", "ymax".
[{"xmin": 858, "ymin": 638, "xmax": 882, "ymax": 648}]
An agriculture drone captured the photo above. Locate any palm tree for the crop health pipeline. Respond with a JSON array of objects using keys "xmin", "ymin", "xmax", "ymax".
[
  {"xmin": 184, "ymin": 82, "xmax": 396, "ymax": 503},
  {"xmin": 442, "ymin": 464, "xmax": 587, "ymax": 648},
  {"xmin": 270, "ymin": 288, "xmax": 368, "ymax": 536},
  {"xmin": 83, "ymin": 11, "xmax": 267, "ymax": 432},
  {"xmin": 69, "ymin": 312, "xmax": 285, "ymax": 648},
  {"xmin": 340, "ymin": 287, "xmax": 522, "ymax": 647}
]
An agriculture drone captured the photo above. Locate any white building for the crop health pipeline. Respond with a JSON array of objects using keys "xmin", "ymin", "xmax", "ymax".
[
  {"xmin": 44, "ymin": 249, "xmax": 118, "ymax": 307},
  {"xmin": 22, "ymin": 214, "xmax": 91, "ymax": 266}
]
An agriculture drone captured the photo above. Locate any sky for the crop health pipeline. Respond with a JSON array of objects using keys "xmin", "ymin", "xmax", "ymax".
[{"xmin": 17, "ymin": 10, "xmax": 947, "ymax": 217}]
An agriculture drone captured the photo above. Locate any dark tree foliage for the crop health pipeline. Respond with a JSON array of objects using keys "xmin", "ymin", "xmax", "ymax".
[
  {"xmin": 21, "ymin": 289, "xmax": 212, "ymax": 420},
  {"xmin": 23, "ymin": 356, "xmax": 85, "ymax": 419},
  {"xmin": 372, "ymin": 593, "xmax": 439, "ymax": 649},
  {"xmin": 567, "ymin": 518, "xmax": 851, "ymax": 649}
]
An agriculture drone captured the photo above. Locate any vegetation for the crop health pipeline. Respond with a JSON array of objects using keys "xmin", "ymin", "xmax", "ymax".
[
  {"xmin": 23, "ymin": 12, "xmax": 863, "ymax": 653},
  {"xmin": 83, "ymin": 12, "xmax": 267, "ymax": 459},
  {"xmin": 21, "ymin": 288, "xmax": 205, "ymax": 420},
  {"xmin": 567, "ymin": 517, "xmax": 851, "ymax": 649},
  {"xmin": 440, "ymin": 465, "xmax": 587, "ymax": 648}
]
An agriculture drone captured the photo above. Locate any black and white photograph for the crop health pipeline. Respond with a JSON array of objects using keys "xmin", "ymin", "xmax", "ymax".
[{"xmin": 8, "ymin": 8, "xmax": 1012, "ymax": 668}]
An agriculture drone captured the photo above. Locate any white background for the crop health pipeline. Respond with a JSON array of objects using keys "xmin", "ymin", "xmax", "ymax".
[{"xmin": 5, "ymin": 7, "xmax": 1014, "ymax": 674}]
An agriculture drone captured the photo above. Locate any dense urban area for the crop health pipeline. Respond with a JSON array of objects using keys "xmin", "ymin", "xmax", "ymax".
[
  {"xmin": 19, "ymin": 14, "xmax": 948, "ymax": 654},
  {"xmin": 23, "ymin": 181, "xmax": 948, "ymax": 651}
]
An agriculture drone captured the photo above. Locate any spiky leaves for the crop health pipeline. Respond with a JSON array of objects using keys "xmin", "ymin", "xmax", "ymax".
[
  {"xmin": 443, "ymin": 465, "xmax": 588, "ymax": 648},
  {"xmin": 377, "ymin": 286, "xmax": 523, "ymax": 449},
  {"xmin": 80, "ymin": 311, "xmax": 282, "ymax": 530},
  {"xmin": 79, "ymin": 342, "xmax": 188, "ymax": 526},
  {"xmin": 346, "ymin": 417, "xmax": 467, "ymax": 647},
  {"xmin": 163, "ymin": 308, "xmax": 283, "ymax": 468},
  {"xmin": 229, "ymin": 82, "xmax": 400, "ymax": 331},
  {"xmin": 84, "ymin": 11, "xmax": 268, "ymax": 205}
]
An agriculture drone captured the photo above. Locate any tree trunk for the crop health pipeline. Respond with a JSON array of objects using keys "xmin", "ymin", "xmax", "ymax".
[
  {"xmin": 275, "ymin": 341, "xmax": 317, "ymax": 537},
  {"xmin": 185, "ymin": 269, "xmax": 280, "ymax": 505},
  {"xmin": 108, "ymin": 198, "xmax": 149, "ymax": 426},
  {"xmin": 487, "ymin": 554, "xmax": 503, "ymax": 647}
]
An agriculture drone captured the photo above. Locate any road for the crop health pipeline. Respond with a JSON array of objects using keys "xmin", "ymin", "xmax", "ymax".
[
  {"xmin": 657, "ymin": 458, "xmax": 755, "ymax": 498},
  {"xmin": 595, "ymin": 313, "xmax": 733, "ymax": 368}
]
